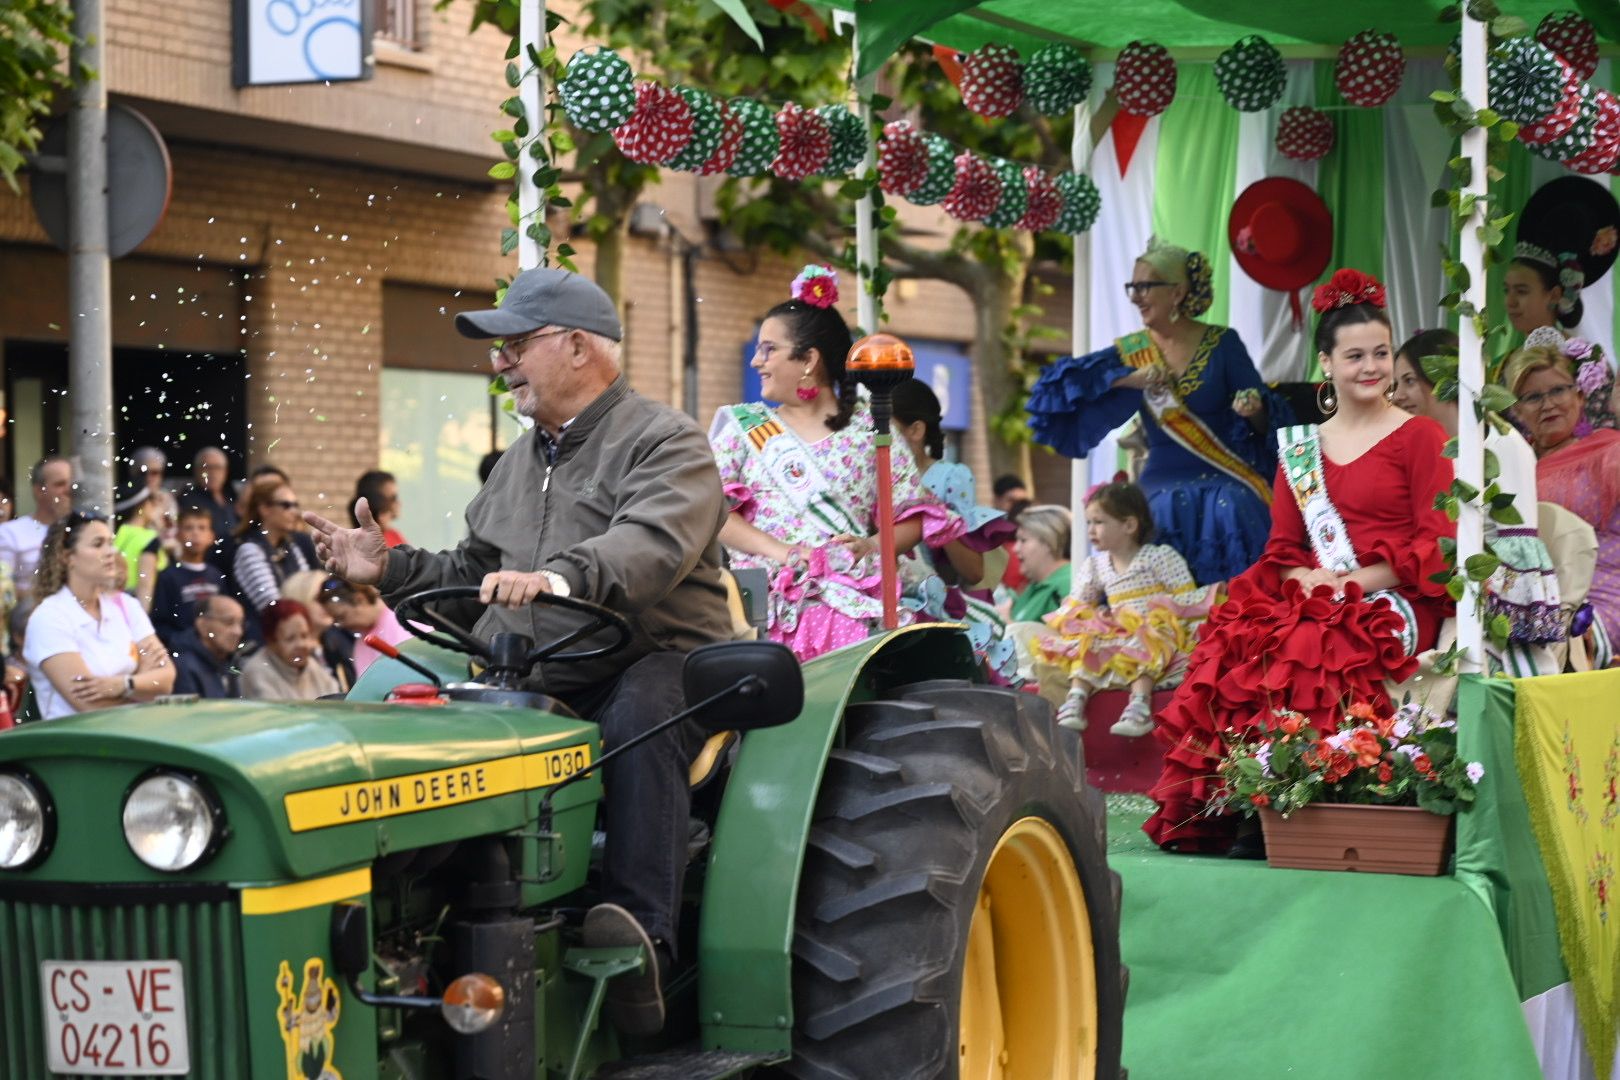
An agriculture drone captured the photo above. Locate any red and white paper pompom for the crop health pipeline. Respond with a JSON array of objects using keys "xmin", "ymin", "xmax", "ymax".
[
  {"xmin": 696, "ymin": 100, "xmax": 746, "ymax": 176},
  {"xmin": 1536, "ymin": 11, "xmax": 1598, "ymax": 82},
  {"xmin": 877, "ymin": 120, "xmax": 929, "ymax": 197},
  {"xmin": 1565, "ymin": 89, "xmax": 1620, "ymax": 175},
  {"xmin": 942, "ymin": 153, "xmax": 1003, "ymax": 223},
  {"xmin": 1114, "ymin": 41, "xmax": 1177, "ymax": 117},
  {"xmin": 960, "ymin": 43, "xmax": 1024, "ymax": 118},
  {"xmin": 1519, "ymin": 60, "xmax": 1583, "ymax": 146},
  {"xmin": 613, "ymin": 82, "xmax": 694, "ymax": 165},
  {"xmin": 769, "ymin": 102, "xmax": 832, "ymax": 182},
  {"xmin": 1276, "ymin": 106, "xmax": 1336, "ymax": 161},
  {"xmin": 1017, "ymin": 167, "xmax": 1063, "ymax": 232},
  {"xmin": 1335, "ymin": 30, "xmax": 1404, "ymax": 108}
]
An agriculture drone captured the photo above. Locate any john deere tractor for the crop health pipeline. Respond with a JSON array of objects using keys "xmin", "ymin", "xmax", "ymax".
[{"xmin": 0, "ymin": 586, "xmax": 1124, "ymax": 1078}]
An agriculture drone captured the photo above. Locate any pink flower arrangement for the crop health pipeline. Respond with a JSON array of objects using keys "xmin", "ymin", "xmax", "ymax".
[
  {"xmin": 1577, "ymin": 358, "xmax": 1607, "ymax": 395},
  {"xmin": 790, "ymin": 264, "xmax": 839, "ymax": 309}
]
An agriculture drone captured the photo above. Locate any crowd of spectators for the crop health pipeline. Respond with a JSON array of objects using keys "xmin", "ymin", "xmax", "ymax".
[{"xmin": 0, "ymin": 450, "xmax": 414, "ymax": 723}]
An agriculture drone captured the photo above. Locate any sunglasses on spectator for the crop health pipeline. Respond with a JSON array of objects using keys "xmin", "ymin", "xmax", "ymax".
[
  {"xmin": 1123, "ymin": 280, "xmax": 1175, "ymax": 300},
  {"xmin": 1516, "ymin": 383, "xmax": 1577, "ymax": 409},
  {"xmin": 267, "ymin": 499, "xmax": 300, "ymax": 510}
]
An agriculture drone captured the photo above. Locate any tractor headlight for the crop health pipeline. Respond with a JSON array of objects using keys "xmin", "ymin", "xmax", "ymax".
[
  {"xmin": 0, "ymin": 770, "xmax": 52, "ymax": 870},
  {"xmin": 123, "ymin": 772, "xmax": 222, "ymax": 872}
]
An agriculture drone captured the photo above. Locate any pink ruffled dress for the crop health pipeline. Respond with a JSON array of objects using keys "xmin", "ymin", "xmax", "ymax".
[{"xmin": 710, "ymin": 400, "xmax": 964, "ymax": 661}]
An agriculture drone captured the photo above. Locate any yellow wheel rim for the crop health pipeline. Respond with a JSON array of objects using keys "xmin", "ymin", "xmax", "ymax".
[{"xmin": 959, "ymin": 815, "xmax": 1096, "ymax": 1079}]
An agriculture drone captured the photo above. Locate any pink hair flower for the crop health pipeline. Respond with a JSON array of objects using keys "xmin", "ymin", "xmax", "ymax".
[
  {"xmin": 1576, "ymin": 358, "xmax": 1607, "ymax": 395},
  {"xmin": 1563, "ymin": 337, "xmax": 1594, "ymax": 360},
  {"xmin": 791, "ymin": 264, "xmax": 839, "ymax": 308}
]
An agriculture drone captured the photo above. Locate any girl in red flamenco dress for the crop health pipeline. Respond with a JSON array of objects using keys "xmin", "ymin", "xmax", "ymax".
[{"xmin": 1144, "ymin": 269, "xmax": 1456, "ymax": 852}]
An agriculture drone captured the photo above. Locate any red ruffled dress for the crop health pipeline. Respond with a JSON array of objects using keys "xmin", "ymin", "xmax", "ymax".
[{"xmin": 1143, "ymin": 417, "xmax": 1456, "ymax": 851}]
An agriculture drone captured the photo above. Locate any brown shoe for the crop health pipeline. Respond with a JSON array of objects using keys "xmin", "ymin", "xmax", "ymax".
[{"xmin": 581, "ymin": 903, "xmax": 666, "ymax": 1036}]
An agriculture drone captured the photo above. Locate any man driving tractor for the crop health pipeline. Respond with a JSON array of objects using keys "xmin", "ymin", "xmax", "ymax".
[{"xmin": 305, "ymin": 267, "xmax": 734, "ymax": 1037}]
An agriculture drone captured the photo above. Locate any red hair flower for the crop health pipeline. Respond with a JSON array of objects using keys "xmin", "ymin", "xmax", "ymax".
[
  {"xmin": 790, "ymin": 264, "xmax": 839, "ymax": 309},
  {"xmin": 1311, "ymin": 268, "xmax": 1386, "ymax": 314}
]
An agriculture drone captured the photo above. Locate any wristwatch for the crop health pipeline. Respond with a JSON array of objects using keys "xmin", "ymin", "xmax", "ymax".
[
  {"xmin": 122, "ymin": 675, "xmax": 136, "ymax": 700},
  {"xmin": 539, "ymin": 570, "xmax": 572, "ymax": 598}
]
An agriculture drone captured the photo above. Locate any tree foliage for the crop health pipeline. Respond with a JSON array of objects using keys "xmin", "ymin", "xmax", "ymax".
[{"xmin": 0, "ymin": 0, "xmax": 77, "ymax": 192}]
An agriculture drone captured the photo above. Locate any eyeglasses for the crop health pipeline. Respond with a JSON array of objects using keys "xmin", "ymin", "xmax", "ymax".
[
  {"xmin": 1516, "ymin": 383, "xmax": 1577, "ymax": 409},
  {"xmin": 754, "ymin": 341, "xmax": 798, "ymax": 361},
  {"xmin": 267, "ymin": 499, "xmax": 300, "ymax": 511},
  {"xmin": 1123, "ymin": 280, "xmax": 1175, "ymax": 300},
  {"xmin": 489, "ymin": 327, "xmax": 572, "ymax": 365}
]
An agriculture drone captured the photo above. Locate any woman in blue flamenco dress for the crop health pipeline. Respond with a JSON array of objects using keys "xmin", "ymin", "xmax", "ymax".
[{"xmin": 1026, "ymin": 237, "xmax": 1293, "ymax": 584}]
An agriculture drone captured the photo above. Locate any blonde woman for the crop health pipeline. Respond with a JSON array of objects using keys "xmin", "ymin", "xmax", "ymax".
[{"xmin": 23, "ymin": 513, "xmax": 174, "ymax": 720}]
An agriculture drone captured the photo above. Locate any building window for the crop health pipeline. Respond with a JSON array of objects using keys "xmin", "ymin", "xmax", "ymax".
[{"xmin": 376, "ymin": 0, "xmax": 417, "ymax": 49}]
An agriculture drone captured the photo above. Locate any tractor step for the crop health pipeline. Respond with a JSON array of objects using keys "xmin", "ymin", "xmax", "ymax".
[{"xmin": 593, "ymin": 1048, "xmax": 784, "ymax": 1079}]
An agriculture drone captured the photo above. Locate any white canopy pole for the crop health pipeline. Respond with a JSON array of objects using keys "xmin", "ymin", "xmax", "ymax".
[
  {"xmin": 847, "ymin": 10, "xmax": 880, "ymax": 333},
  {"xmin": 518, "ymin": 0, "xmax": 546, "ymax": 269},
  {"xmin": 1454, "ymin": 15, "xmax": 1488, "ymax": 673},
  {"xmin": 1070, "ymin": 99, "xmax": 1095, "ymax": 573}
]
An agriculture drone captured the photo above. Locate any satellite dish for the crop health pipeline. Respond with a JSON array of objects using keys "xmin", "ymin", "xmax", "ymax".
[{"xmin": 30, "ymin": 103, "xmax": 173, "ymax": 259}]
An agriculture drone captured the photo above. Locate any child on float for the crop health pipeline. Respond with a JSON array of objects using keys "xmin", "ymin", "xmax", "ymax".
[{"xmin": 1038, "ymin": 480, "xmax": 1217, "ymax": 737}]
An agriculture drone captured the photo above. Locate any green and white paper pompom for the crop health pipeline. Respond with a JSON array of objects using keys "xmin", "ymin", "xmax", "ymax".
[
  {"xmin": 560, "ymin": 48, "xmax": 636, "ymax": 133},
  {"xmin": 983, "ymin": 158, "xmax": 1028, "ymax": 229},
  {"xmin": 1053, "ymin": 172, "xmax": 1101, "ymax": 234},
  {"xmin": 1024, "ymin": 44, "xmax": 1091, "ymax": 116},
  {"xmin": 909, "ymin": 132, "xmax": 959, "ymax": 206},
  {"xmin": 724, "ymin": 98, "xmax": 779, "ymax": 177},
  {"xmin": 1215, "ymin": 36, "xmax": 1285, "ymax": 113},
  {"xmin": 667, "ymin": 87, "xmax": 724, "ymax": 172},
  {"xmin": 814, "ymin": 104, "xmax": 867, "ymax": 177},
  {"xmin": 1488, "ymin": 37, "xmax": 1568, "ymax": 127}
]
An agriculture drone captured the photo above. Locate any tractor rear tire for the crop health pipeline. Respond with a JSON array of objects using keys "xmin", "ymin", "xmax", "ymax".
[{"xmin": 784, "ymin": 680, "xmax": 1125, "ymax": 1079}]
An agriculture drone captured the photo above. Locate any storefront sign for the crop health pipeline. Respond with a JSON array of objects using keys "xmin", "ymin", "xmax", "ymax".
[{"xmin": 233, "ymin": 0, "xmax": 373, "ymax": 87}]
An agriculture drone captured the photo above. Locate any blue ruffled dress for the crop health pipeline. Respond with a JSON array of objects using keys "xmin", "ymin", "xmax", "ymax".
[{"xmin": 1026, "ymin": 325, "xmax": 1292, "ymax": 584}]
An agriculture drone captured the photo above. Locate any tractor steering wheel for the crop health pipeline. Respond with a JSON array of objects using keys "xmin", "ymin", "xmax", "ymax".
[{"xmin": 392, "ymin": 584, "xmax": 632, "ymax": 670}]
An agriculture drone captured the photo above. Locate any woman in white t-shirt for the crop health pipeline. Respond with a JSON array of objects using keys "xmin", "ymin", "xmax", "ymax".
[{"xmin": 23, "ymin": 513, "xmax": 175, "ymax": 720}]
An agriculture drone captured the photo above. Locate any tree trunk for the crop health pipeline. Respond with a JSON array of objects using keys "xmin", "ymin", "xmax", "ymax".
[
  {"xmin": 971, "ymin": 256, "xmax": 1032, "ymax": 485},
  {"xmin": 593, "ymin": 216, "xmax": 629, "ymax": 308}
]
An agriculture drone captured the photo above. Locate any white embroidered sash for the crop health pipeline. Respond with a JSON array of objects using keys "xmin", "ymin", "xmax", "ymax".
[
  {"xmin": 721, "ymin": 403, "xmax": 865, "ymax": 541},
  {"xmin": 1278, "ymin": 424, "xmax": 1418, "ymax": 656}
]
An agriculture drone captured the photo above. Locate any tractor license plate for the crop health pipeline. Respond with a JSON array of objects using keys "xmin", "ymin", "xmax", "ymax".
[{"xmin": 41, "ymin": 960, "xmax": 190, "ymax": 1075}]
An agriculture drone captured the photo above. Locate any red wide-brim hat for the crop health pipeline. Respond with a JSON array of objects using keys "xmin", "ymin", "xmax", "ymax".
[{"xmin": 1229, "ymin": 177, "xmax": 1334, "ymax": 292}]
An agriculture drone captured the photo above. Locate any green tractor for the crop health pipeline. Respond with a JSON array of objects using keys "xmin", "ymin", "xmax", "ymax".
[{"xmin": 0, "ymin": 586, "xmax": 1124, "ymax": 1078}]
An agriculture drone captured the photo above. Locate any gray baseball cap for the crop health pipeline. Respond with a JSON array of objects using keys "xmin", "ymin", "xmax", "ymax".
[{"xmin": 454, "ymin": 267, "xmax": 623, "ymax": 342}]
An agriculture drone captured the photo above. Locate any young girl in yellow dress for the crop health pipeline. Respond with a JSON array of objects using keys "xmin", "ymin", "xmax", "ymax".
[{"xmin": 1038, "ymin": 481, "xmax": 1217, "ymax": 737}]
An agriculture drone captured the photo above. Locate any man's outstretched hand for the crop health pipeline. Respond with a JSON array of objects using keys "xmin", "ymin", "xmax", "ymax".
[{"xmin": 305, "ymin": 497, "xmax": 389, "ymax": 586}]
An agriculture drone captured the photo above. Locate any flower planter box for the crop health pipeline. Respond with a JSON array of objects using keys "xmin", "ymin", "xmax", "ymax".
[{"xmin": 1258, "ymin": 803, "xmax": 1455, "ymax": 875}]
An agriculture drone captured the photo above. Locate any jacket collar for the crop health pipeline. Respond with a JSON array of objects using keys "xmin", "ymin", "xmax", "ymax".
[{"xmin": 558, "ymin": 375, "xmax": 628, "ymax": 448}]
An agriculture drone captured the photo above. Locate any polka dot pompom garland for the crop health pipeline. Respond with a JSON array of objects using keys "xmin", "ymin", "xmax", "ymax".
[
  {"xmin": 770, "ymin": 102, "xmax": 832, "ymax": 182},
  {"xmin": 1519, "ymin": 61, "xmax": 1583, "ymax": 147},
  {"xmin": 1335, "ymin": 29, "xmax": 1404, "ymax": 108},
  {"xmin": 1537, "ymin": 11, "xmax": 1598, "ymax": 82},
  {"xmin": 1215, "ymin": 36, "xmax": 1285, "ymax": 113},
  {"xmin": 1053, "ymin": 171, "xmax": 1101, "ymax": 235},
  {"xmin": 1566, "ymin": 89, "xmax": 1620, "ymax": 175},
  {"xmin": 724, "ymin": 98, "xmax": 779, "ymax": 177},
  {"xmin": 877, "ymin": 120, "xmax": 929, "ymax": 197},
  {"xmin": 1018, "ymin": 167, "xmax": 1063, "ymax": 232},
  {"xmin": 983, "ymin": 158, "xmax": 1028, "ymax": 229},
  {"xmin": 1528, "ymin": 82, "xmax": 1598, "ymax": 163},
  {"xmin": 1115, "ymin": 41, "xmax": 1176, "ymax": 117},
  {"xmin": 1024, "ymin": 43, "xmax": 1091, "ymax": 117},
  {"xmin": 909, "ymin": 132, "xmax": 959, "ymax": 206},
  {"xmin": 815, "ymin": 104, "xmax": 867, "ymax": 177},
  {"xmin": 696, "ymin": 100, "xmax": 745, "ymax": 176},
  {"xmin": 1276, "ymin": 106, "xmax": 1335, "ymax": 161},
  {"xmin": 960, "ymin": 43, "xmax": 1024, "ymax": 119},
  {"xmin": 943, "ymin": 153, "xmax": 1003, "ymax": 223},
  {"xmin": 559, "ymin": 48, "xmax": 636, "ymax": 133},
  {"xmin": 667, "ymin": 87, "xmax": 724, "ymax": 172},
  {"xmin": 613, "ymin": 82, "xmax": 694, "ymax": 165},
  {"xmin": 1488, "ymin": 37, "xmax": 1570, "ymax": 127}
]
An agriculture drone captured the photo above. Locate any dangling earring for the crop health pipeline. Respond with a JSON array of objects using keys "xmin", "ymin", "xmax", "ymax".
[
  {"xmin": 1316, "ymin": 379, "xmax": 1337, "ymax": 416},
  {"xmin": 1384, "ymin": 381, "xmax": 1396, "ymax": 406},
  {"xmin": 796, "ymin": 366, "xmax": 820, "ymax": 402},
  {"xmin": 1168, "ymin": 307, "xmax": 1180, "ymax": 324}
]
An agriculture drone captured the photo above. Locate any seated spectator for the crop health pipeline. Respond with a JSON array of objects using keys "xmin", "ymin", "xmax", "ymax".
[
  {"xmin": 351, "ymin": 470, "xmax": 406, "ymax": 547},
  {"xmin": 23, "ymin": 513, "xmax": 174, "ymax": 720},
  {"xmin": 240, "ymin": 599, "xmax": 340, "ymax": 701},
  {"xmin": 236, "ymin": 463, "xmax": 290, "ymax": 523},
  {"xmin": 233, "ymin": 475, "xmax": 319, "ymax": 615},
  {"xmin": 1006, "ymin": 505, "xmax": 1073, "ymax": 622},
  {"xmin": 281, "ymin": 570, "xmax": 356, "ymax": 690},
  {"xmin": 150, "ymin": 507, "xmax": 228, "ymax": 646},
  {"xmin": 326, "ymin": 581, "xmax": 410, "ymax": 678},
  {"xmin": 113, "ymin": 486, "xmax": 172, "ymax": 610},
  {"xmin": 170, "ymin": 595, "xmax": 245, "ymax": 698}
]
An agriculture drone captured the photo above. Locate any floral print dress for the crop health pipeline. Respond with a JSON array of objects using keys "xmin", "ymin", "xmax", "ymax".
[{"xmin": 710, "ymin": 400, "xmax": 963, "ymax": 661}]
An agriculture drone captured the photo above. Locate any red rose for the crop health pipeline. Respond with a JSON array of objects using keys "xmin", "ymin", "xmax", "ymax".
[
  {"xmin": 1280, "ymin": 714, "xmax": 1303, "ymax": 736},
  {"xmin": 1251, "ymin": 793, "xmax": 1271, "ymax": 808},
  {"xmin": 1348, "ymin": 701, "xmax": 1377, "ymax": 723},
  {"xmin": 1414, "ymin": 754, "xmax": 1433, "ymax": 775},
  {"xmin": 1378, "ymin": 762, "xmax": 1393, "ymax": 783},
  {"xmin": 1348, "ymin": 730, "xmax": 1384, "ymax": 768}
]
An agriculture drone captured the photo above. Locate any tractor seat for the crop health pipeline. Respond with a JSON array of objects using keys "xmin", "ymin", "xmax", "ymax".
[{"xmin": 686, "ymin": 569, "xmax": 771, "ymax": 789}]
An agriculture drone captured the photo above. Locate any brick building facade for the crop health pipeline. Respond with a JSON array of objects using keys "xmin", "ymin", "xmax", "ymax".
[{"xmin": 0, "ymin": 0, "xmax": 1072, "ymax": 542}]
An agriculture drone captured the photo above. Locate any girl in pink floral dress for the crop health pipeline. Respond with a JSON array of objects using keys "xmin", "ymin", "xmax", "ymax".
[{"xmin": 710, "ymin": 267, "xmax": 963, "ymax": 661}]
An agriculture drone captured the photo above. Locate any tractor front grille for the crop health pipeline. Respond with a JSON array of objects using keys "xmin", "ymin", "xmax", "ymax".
[{"xmin": 0, "ymin": 890, "xmax": 250, "ymax": 1079}]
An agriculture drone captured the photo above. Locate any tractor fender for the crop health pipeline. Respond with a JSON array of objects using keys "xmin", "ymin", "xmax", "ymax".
[{"xmin": 695, "ymin": 624, "xmax": 981, "ymax": 1055}]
